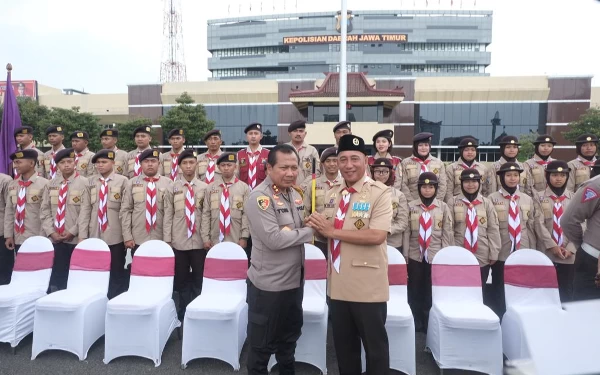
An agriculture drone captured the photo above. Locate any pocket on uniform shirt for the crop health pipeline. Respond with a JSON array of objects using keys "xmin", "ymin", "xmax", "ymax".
[
  {"xmin": 210, "ymin": 193, "xmax": 220, "ymax": 210},
  {"xmin": 197, "ymin": 161, "xmax": 208, "ymax": 176},
  {"xmin": 434, "ymin": 214, "xmax": 443, "ymax": 231},
  {"xmin": 406, "ymin": 165, "xmax": 418, "ymax": 179},
  {"xmin": 232, "ymin": 195, "xmax": 244, "ymax": 216},
  {"xmin": 27, "ymin": 189, "xmax": 42, "ymax": 204},
  {"xmin": 9, "ymin": 189, "xmax": 17, "ymax": 204},
  {"xmin": 453, "ymin": 206, "xmax": 465, "ymax": 223},
  {"xmin": 132, "ymin": 187, "xmax": 145, "ymax": 203},
  {"xmin": 174, "ymin": 193, "xmax": 185, "ymax": 211},
  {"xmin": 195, "ymin": 192, "xmax": 205, "ymax": 209},
  {"xmin": 351, "ymin": 258, "xmax": 380, "ymax": 269},
  {"xmin": 69, "ymin": 190, "xmax": 82, "ymax": 206}
]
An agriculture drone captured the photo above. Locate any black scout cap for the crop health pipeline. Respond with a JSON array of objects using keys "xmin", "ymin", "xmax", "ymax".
[
  {"xmin": 54, "ymin": 148, "xmax": 75, "ymax": 163},
  {"xmin": 244, "ymin": 122, "xmax": 262, "ymax": 133},
  {"xmin": 167, "ymin": 128, "xmax": 184, "ymax": 138},
  {"xmin": 138, "ymin": 149, "xmax": 160, "ymax": 162},
  {"xmin": 545, "ymin": 160, "xmax": 570, "ymax": 174},
  {"xmin": 133, "ymin": 126, "xmax": 152, "ymax": 138},
  {"xmin": 100, "ymin": 128, "xmax": 118, "ymax": 137},
  {"xmin": 288, "ymin": 120, "xmax": 306, "ymax": 132},
  {"xmin": 338, "ymin": 134, "xmax": 366, "ymax": 155},
  {"xmin": 418, "ymin": 172, "xmax": 438, "ymax": 185},
  {"xmin": 498, "ymin": 135, "xmax": 520, "ymax": 146},
  {"xmin": 320, "ymin": 147, "xmax": 337, "ymax": 163},
  {"xmin": 45, "ymin": 125, "xmax": 64, "ymax": 135},
  {"xmin": 533, "ymin": 134, "xmax": 556, "ymax": 145},
  {"xmin": 458, "ymin": 137, "xmax": 478, "ymax": 148},
  {"xmin": 372, "ymin": 130, "xmax": 393, "ymax": 143},
  {"xmin": 14, "ymin": 126, "xmax": 33, "ymax": 137},
  {"xmin": 91, "ymin": 149, "xmax": 116, "ymax": 163},
  {"xmin": 10, "ymin": 149, "xmax": 38, "ymax": 161},
  {"xmin": 460, "ymin": 168, "xmax": 482, "ymax": 181},
  {"xmin": 217, "ymin": 152, "xmax": 237, "ymax": 164},
  {"xmin": 413, "ymin": 132, "xmax": 433, "ymax": 144},
  {"xmin": 333, "ymin": 121, "xmax": 351, "ymax": 133},
  {"xmin": 497, "ymin": 162, "xmax": 523, "ymax": 175},
  {"xmin": 203, "ymin": 129, "xmax": 221, "ymax": 141},
  {"xmin": 575, "ymin": 133, "xmax": 599, "ymax": 144},
  {"xmin": 371, "ymin": 157, "xmax": 393, "ymax": 169},
  {"xmin": 70, "ymin": 131, "xmax": 89, "ymax": 140},
  {"xmin": 177, "ymin": 149, "xmax": 197, "ymax": 165}
]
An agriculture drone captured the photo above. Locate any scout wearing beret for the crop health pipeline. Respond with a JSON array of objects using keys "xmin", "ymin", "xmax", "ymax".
[
  {"xmin": 401, "ymin": 132, "xmax": 447, "ymax": 202},
  {"xmin": 445, "ymin": 137, "xmax": 489, "ymax": 202},
  {"xmin": 368, "ymin": 129, "xmax": 402, "ymax": 190},
  {"xmin": 567, "ymin": 133, "xmax": 599, "ymax": 192},
  {"xmin": 126, "ymin": 126, "xmax": 153, "ymax": 178},
  {"xmin": 100, "ymin": 128, "xmax": 129, "ymax": 176},
  {"xmin": 285, "ymin": 120, "xmax": 320, "ymax": 184},
  {"xmin": 0, "ymin": 170, "xmax": 13, "ymax": 285},
  {"xmin": 332, "ymin": 121, "xmax": 351, "ymax": 146},
  {"xmin": 523, "ymin": 134, "xmax": 557, "ymax": 194},
  {"xmin": 197, "ymin": 129, "xmax": 224, "ymax": 184},
  {"xmin": 159, "ymin": 128, "xmax": 186, "ymax": 181},
  {"xmin": 484, "ymin": 135, "xmax": 532, "ymax": 197},
  {"xmin": 42, "ymin": 125, "xmax": 66, "ymax": 180},
  {"xmin": 40, "ymin": 147, "xmax": 90, "ymax": 292},
  {"xmin": 237, "ymin": 122, "xmax": 269, "ymax": 190},
  {"xmin": 14, "ymin": 125, "xmax": 45, "ymax": 177},
  {"xmin": 69, "ymin": 131, "xmax": 96, "ymax": 177}
]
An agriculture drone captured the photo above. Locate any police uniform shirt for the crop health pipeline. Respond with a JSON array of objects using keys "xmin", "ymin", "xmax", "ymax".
[
  {"xmin": 159, "ymin": 149, "xmax": 183, "ymax": 178},
  {"xmin": 321, "ymin": 175, "xmax": 392, "ymax": 303},
  {"xmin": 400, "ymin": 155, "xmax": 447, "ymax": 202},
  {"xmin": 201, "ymin": 178, "xmax": 250, "ymax": 245},
  {"xmin": 126, "ymin": 147, "xmax": 152, "ymax": 179},
  {"xmin": 367, "ymin": 154, "xmax": 403, "ymax": 190},
  {"xmin": 484, "ymin": 157, "xmax": 533, "ymax": 197},
  {"xmin": 108, "ymin": 147, "xmax": 129, "ymax": 176},
  {"xmin": 74, "ymin": 149, "xmax": 96, "ymax": 177},
  {"xmin": 562, "ymin": 176, "xmax": 600, "ymax": 252},
  {"xmin": 523, "ymin": 155, "xmax": 554, "ymax": 194},
  {"xmin": 0, "ymin": 173, "xmax": 14, "ymax": 237},
  {"xmin": 403, "ymin": 198, "xmax": 454, "ymax": 263},
  {"xmin": 533, "ymin": 188, "xmax": 576, "ymax": 265},
  {"xmin": 19, "ymin": 143, "xmax": 45, "ymax": 177},
  {"xmin": 444, "ymin": 159, "xmax": 489, "ymax": 202},
  {"xmin": 388, "ymin": 187, "xmax": 409, "ymax": 248},
  {"xmin": 567, "ymin": 158, "xmax": 595, "ymax": 193},
  {"xmin": 40, "ymin": 174, "xmax": 90, "ymax": 245},
  {"xmin": 448, "ymin": 194, "xmax": 501, "ymax": 266},
  {"xmin": 4, "ymin": 174, "xmax": 48, "ymax": 245},
  {"xmin": 79, "ymin": 173, "xmax": 128, "ymax": 245},
  {"xmin": 164, "ymin": 177, "xmax": 208, "ymax": 250},
  {"xmin": 196, "ymin": 150, "xmax": 223, "ymax": 182},
  {"xmin": 42, "ymin": 145, "xmax": 66, "ymax": 180},
  {"xmin": 285, "ymin": 141, "xmax": 320, "ymax": 185}
]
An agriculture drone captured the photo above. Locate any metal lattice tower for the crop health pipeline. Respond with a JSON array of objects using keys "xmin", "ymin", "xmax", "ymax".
[{"xmin": 160, "ymin": 0, "xmax": 187, "ymax": 83}]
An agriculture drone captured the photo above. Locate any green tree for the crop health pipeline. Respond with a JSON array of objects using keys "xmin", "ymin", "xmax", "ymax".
[
  {"xmin": 517, "ymin": 132, "xmax": 538, "ymax": 162},
  {"xmin": 160, "ymin": 92, "xmax": 215, "ymax": 146},
  {"xmin": 563, "ymin": 107, "xmax": 600, "ymax": 143},
  {"xmin": 46, "ymin": 107, "xmax": 102, "ymax": 151},
  {"xmin": 112, "ymin": 117, "xmax": 157, "ymax": 152},
  {"xmin": 16, "ymin": 97, "xmax": 51, "ymax": 144}
]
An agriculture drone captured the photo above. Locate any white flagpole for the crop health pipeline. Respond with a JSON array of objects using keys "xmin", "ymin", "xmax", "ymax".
[{"xmin": 339, "ymin": 0, "xmax": 348, "ymax": 121}]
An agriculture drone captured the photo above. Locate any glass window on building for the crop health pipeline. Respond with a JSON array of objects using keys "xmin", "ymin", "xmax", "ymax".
[{"xmin": 312, "ymin": 105, "xmax": 379, "ymax": 122}]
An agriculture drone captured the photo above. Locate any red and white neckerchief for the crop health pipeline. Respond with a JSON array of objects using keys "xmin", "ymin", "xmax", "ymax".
[
  {"xmin": 550, "ymin": 194, "xmax": 566, "ymax": 246},
  {"xmin": 219, "ymin": 178, "xmax": 239, "ymax": 242},
  {"xmin": 331, "ymin": 186, "xmax": 357, "ymax": 273},
  {"xmin": 247, "ymin": 149, "xmax": 261, "ymax": 190},
  {"xmin": 144, "ymin": 177, "xmax": 158, "ymax": 233},
  {"xmin": 460, "ymin": 159, "xmax": 475, "ymax": 170},
  {"xmin": 74, "ymin": 152, "xmax": 84, "ymax": 166},
  {"xmin": 535, "ymin": 157, "xmax": 552, "ymax": 168},
  {"xmin": 504, "ymin": 192, "xmax": 521, "ymax": 252},
  {"xmin": 577, "ymin": 157, "xmax": 596, "ymax": 167},
  {"xmin": 462, "ymin": 198, "xmax": 482, "ymax": 253},
  {"xmin": 134, "ymin": 152, "xmax": 142, "ymax": 177},
  {"xmin": 184, "ymin": 181, "xmax": 196, "ymax": 238},
  {"xmin": 49, "ymin": 151, "xmax": 58, "ymax": 179},
  {"xmin": 14, "ymin": 179, "xmax": 32, "ymax": 234},
  {"xmin": 325, "ymin": 179, "xmax": 338, "ymax": 189},
  {"xmin": 418, "ymin": 203, "xmax": 436, "ymax": 262},
  {"xmin": 98, "ymin": 177, "xmax": 110, "ymax": 232},
  {"xmin": 170, "ymin": 153, "xmax": 179, "ymax": 181},
  {"xmin": 205, "ymin": 153, "xmax": 219, "ymax": 184},
  {"xmin": 54, "ymin": 178, "xmax": 69, "ymax": 234},
  {"xmin": 412, "ymin": 157, "xmax": 431, "ymax": 174}
]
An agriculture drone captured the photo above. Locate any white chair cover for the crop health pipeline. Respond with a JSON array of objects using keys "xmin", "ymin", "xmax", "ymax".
[
  {"xmin": 502, "ymin": 249, "xmax": 561, "ymax": 361},
  {"xmin": 425, "ymin": 246, "xmax": 502, "ymax": 375},
  {"xmin": 32, "ymin": 238, "xmax": 111, "ymax": 360},
  {"xmin": 104, "ymin": 240, "xmax": 179, "ymax": 367},
  {"xmin": 0, "ymin": 237, "xmax": 54, "ymax": 348},
  {"xmin": 268, "ymin": 243, "xmax": 328, "ymax": 374},
  {"xmin": 181, "ymin": 242, "xmax": 248, "ymax": 370}
]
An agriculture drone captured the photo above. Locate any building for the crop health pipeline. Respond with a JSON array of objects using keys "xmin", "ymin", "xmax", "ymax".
[{"xmin": 207, "ymin": 10, "xmax": 492, "ymax": 80}]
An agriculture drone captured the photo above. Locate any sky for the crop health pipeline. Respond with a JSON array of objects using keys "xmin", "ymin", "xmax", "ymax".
[{"xmin": 1, "ymin": 0, "xmax": 599, "ymax": 93}]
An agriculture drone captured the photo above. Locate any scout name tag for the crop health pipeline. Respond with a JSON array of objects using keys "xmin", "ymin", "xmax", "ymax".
[{"xmin": 351, "ymin": 201, "xmax": 370, "ymax": 218}]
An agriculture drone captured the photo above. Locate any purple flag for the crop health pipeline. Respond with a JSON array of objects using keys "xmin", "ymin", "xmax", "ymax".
[{"xmin": 0, "ymin": 64, "xmax": 20, "ymax": 175}]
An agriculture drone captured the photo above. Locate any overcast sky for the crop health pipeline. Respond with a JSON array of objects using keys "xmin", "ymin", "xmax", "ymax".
[{"xmin": 2, "ymin": 0, "xmax": 598, "ymax": 93}]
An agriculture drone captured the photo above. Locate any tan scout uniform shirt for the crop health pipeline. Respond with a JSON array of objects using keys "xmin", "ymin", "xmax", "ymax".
[
  {"xmin": 444, "ymin": 159, "xmax": 489, "ymax": 202},
  {"xmin": 42, "ymin": 145, "xmax": 66, "ymax": 180},
  {"xmin": 321, "ymin": 176, "xmax": 392, "ymax": 303},
  {"xmin": 388, "ymin": 187, "xmax": 409, "ymax": 248},
  {"xmin": 286, "ymin": 142, "xmax": 320, "ymax": 185},
  {"xmin": 108, "ymin": 147, "xmax": 129, "ymax": 176},
  {"xmin": 201, "ymin": 178, "xmax": 250, "ymax": 245},
  {"xmin": 567, "ymin": 157, "xmax": 595, "ymax": 193},
  {"xmin": 448, "ymin": 194, "xmax": 501, "ymax": 266},
  {"xmin": 488, "ymin": 189, "xmax": 539, "ymax": 261},
  {"xmin": 4, "ymin": 175, "xmax": 48, "ymax": 245},
  {"xmin": 19, "ymin": 144, "xmax": 45, "ymax": 177},
  {"xmin": 159, "ymin": 149, "xmax": 183, "ymax": 179},
  {"xmin": 74, "ymin": 149, "xmax": 96, "ymax": 177},
  {"xmin": 484, "ymin": 158, "xmax": 533, "ymax": 197},
  {"xmin": 367, "ymin": 153, "xmax": 403, "ymax": 190},
  {"xmin": 300, "ymin": 174, "xmax": 340, "ymax": 215},
  {"xmin": 0, "ymin": 173, "xmax": 14, "ymax": 237},
  {"xmin": 403, "ymin": 198, "xmax": 453, "ymax": 263},
  {"xmin": 533, "ymin": 188, "xmax": 576, "ymax": 265},
  {"xmin": 400, "ymin": 155, "xmax": 447, "ymax": 202},
  {"xmin": 120, "ymin": 174, "xmax": 173, "ymax": 245},
  {"xmin": 40, "ymin": 174, "xmax": 90, "ymax": 245},
  {"xmin": 79, "ymin": 173, "xmax": 128, "ymax": 245},
  {"xmin": 126, "ymin": 147, "xmax": 152, "ymax": 179},
  {"xmin": 245, "ymin": 175, "xmax": 313, "ymax": 292},
  {"xmin": 164, "ymin": 177, "xmax": 208, "ymax": 250},
  {"xmin": 197, "ymin": 150, "xmax": 223, "ymax": 183},
  {"xmin": 562, "ymin": 176, "xmax": 600, "ymax": 252},
  {"xmin": 523, "ymin": 155, "xmax": 553, "ymax": 194}
]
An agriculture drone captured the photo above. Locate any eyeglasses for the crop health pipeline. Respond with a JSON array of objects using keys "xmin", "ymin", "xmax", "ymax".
[{"xmin": 374, "ymin": 170, "xmax": 390, "ymax": 175}]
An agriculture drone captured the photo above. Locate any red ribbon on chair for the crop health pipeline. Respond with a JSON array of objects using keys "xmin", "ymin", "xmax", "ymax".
[
  {"xmin": 304, "ymin": 259, "xmax": 326, "ymax": 280},
  {"xmin": 431, "ymin": 264, "xmax": 482, "ymax": 287},
  {"xmin": 131, "ymin": 256, "xmax": 175, "ymax": 277},
  {"xmin": 388, "ymin": 264, "xmax": 408, "ymax": 286},
  {"xmin": 504, "ymin": 265, "xmax": 558, "ymax": 288},
  {"xmin": 13, "ymin": 251, "xmax": 54, "ymax": 271},
  {"xmin": 70, "ymin": 249, "xmax": 111, "ymax": 271},
  {"xmin": 203, "ymin": 258, "xmax": 247, "ymax": 281}
]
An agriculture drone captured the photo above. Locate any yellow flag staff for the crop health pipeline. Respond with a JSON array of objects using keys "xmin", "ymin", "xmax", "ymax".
[{"xmin": 311, "ymin": 157, "xmax": 317, "ymax": 244}]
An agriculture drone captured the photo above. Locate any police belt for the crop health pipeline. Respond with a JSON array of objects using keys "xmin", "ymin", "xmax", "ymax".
[{"xmin": 582, "ymin": 243, "xmax": 600, "ymax": 259}]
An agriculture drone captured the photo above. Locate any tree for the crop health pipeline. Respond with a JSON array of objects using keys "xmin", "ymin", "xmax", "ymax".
[
  {"xmin": 16, "ymin": 97, "xmax": 51, "ymax": 144},
  {"xmin": 563, "ymin": 107, "xmax": 600, "ymax": 143},
  {"xmin": 517, "ymin": 132, "xmax": 538, "ymax": 162},
  {"xmin": 160, "ymin": 92, "xmax": 215, "ymax": 146},
  {"xmin": 46, "ymin": 107, "xmax": 102, "ymax": 151},
  {"xmin": 112, "ymin": 117, "xmax": 157, "ymax": 152}
]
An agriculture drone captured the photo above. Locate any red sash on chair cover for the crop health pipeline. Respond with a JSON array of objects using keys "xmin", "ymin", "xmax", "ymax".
[
  {"xmin": 70, "ymin": 250, "xmax": 111, "ymax": 272},
  {"xmin": 304, "ymin": 259, "xmax": 326, "ymax": 280},
  {"xmin": 431, "ymin": 264, "xmax": 482, "ymax": 287},
  {"xmin": 504, "ymin": 265, "xmax": 558, "ymax": 289},
  {"xmin": 388, "ymin": 263, "xmax": 408, "ymax": 286},
  {"xmin": 13, "ymin": 251, "xmax": 54, "ymax": 271},
  {"xmin": 131, "ymin": 256, "xmax": 175, "ymax": 277},
  {"xmin": 203, "ymin": 258, "xmax": 248, "ymax": 281}
]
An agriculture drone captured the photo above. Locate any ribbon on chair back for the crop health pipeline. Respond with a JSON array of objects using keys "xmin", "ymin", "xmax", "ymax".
[
  {"xmin": 13, "ymin": 251, "xmax": 54, "ymax": 271},
  {"xmin": 305, "ymin": 259, "xmax": 326, "ymax": 280},
  {"xmin": 431, "ymin": 264, "xmax": 482, "ymax": 287},
  {"xmin": 504, "ymin": 265, "xmax": 558, "ymax": 288},
  {"xmin": 388, "ymin": 263, "xmax": 408, "ymax": 286},
  {"xmin": 70, "ymin": 249, "xmax": 111, "ymax": 272},
  {"xmin": 204, "ymin": 258, "xmax": 248, "ymax": 281},
  {"xmin": 131, "ymin": 256, "xmax": 175, "ymax": 277}
]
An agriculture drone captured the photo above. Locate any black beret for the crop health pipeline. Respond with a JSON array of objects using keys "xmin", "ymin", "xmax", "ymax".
[
  {"xmin": 338, "ymin": 134, "xmax": 366, "ymax": 155},
  {"xmin": 418, "ymin": 172, "xmax": 438, "ymax": 185},
  {"xmin": 288, "ymin": 120, "xmax": 306, "ymax": 132},
  {"xmin": 91, "ymin": 149, "xmax": 116, "ymax": 163},
  {"xmin": 333, "ymin": 121, "xmax": 351, "ymax": 133},
  {"xmin": 177, "ymin": 149, "xmax": 197, "ymax": 165},
  {"xmin": 413, "ymin": 132, "xmax": 433, "ymax": 144},
  {"xmin": 460, "ymin": 168, "xmax": 482, "ymax": 181},
  {"xmin": 203, "ymin": 129, "xmax": 221, "ymax": 141},
  {"xmin": 138, "ymin": 149, "xmax": 160, "ymax": 162},
  {"xmin": 545, "ymin": 160, "xmax": 570, "ymax": 174},
  {"xmin": 100, "ymin": 128, "xmax": 119, "ymax": 137},
  {"xmin": 498, "ymin": 135, "xmax": 520, "ymax": 146},
  {"xmin": 133, "ymin": 126, "xmax": 152, "ymax": 138},
  {"xmin": 533, "ymin": 134, "xmax": 556, "ymax": 145},
  {"xmin": 372, "ymin": 130, "xmax": 393, "ymax": 143},
  {"xmin": 14, "ymin": 126, "xmax": 33, "ymax": 137},
  {"xmin": 45, "ymin": 125, "xmax": 64, "ymax": 136},
  {"xmin": 217, "ymin": 152, "xmax": 237, "ymax": 164},
  {"xmin": 244, "ymin": 122, "xmax": 262, "ymax": 133},
  {"xmin": 371, "ymin": 157, "xmax": 393, "ymax": 168},
  {"xmin": 70, "ymin": 131, "xmax": 89, "ymax": 140},
  {"xmin": 54, "ymin": 148, "xmax": 75, "ymax": 164},
  {"xmin": 592, "ymin": 159, "xmax": 600, "ymax": 169},
  {"xmin": 320, "ymin": 147, "xmax": 337, "ymax": 163},
  {"xmin": 497, "ymin": 162, "xmax": 523, "ymax": 175},
  {"xmin": 575, "ymin": 133, "xmax": 599, "ymax": 144},
  {"xmin": 168, "ymin": 128, "xmax": 185, "ymax": 138},
  {"xmin": 10, "ymin": 149, "xmax": 38, "ymax": 161},
  {"xmin": 458, "ymin": 137, "xmax": 479, "ymax": 148}
]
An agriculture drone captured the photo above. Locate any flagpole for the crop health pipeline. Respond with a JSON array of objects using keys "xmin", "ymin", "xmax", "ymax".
[{"xmin": 338, "ymin": 0, "xmax": 348, "ymax": 122}]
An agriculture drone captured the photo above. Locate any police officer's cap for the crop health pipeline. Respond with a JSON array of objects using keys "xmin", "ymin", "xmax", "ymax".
[
  {"xmin": 497, "ymin": 162, "xmax": 523, "ymax": 175},
  {"xmin": 14, "ymin": 126, "xmax": 33, "ymax": 137},
  {"xmin": 545, "ymin": 160, "xmax": 570, "ymax": 174},
  {"xmin": 203, "ymin": 129, "xmax": 221, "ymax": 141},
  {"xmin": 70, "ymin": 131, "xmax": 89, "ymax": 140},
  {"xmin": 138, "ymin": 149, "xmax": 160, "ymax": 162},
  {"xmin": 244, "ymin": 122, "xmax": 262, "ymax": 134},
  {"xmin": 177, "ymin": 149, "xmax": 197, "ymax": 165},
  {"xmin": 372, "ymin": 130, "xmax": 393, "ymax": 144},
  {"xmin": 460, "ymin": 168, "xmax": 482, "ymax": 181},
  {"xmin": 575, "ymin": 133, "xmax": 599, "ymax": 144},
  {"xmin": 333, "ymin": 121, "xmax": 351, "ymax": 133},
  {"xmin": 168, "ymin": 128, "xmax": 185, "ymax": 139},
  {"xmin": 10, "ymin": 149, "xmax": 38, "ymax": 161},
  {"xmin": 54, "ymin": 148, "xmax": 75, "ymax": 164},
  {"xmin": 91, "ymin": 149, "xmax": 116, "ymax": 163},
  {"xmin": 372, "ymin": 157, "xmax": 393, "ymax": 169},
  {"xmin": 498, "ymin": 135, "xmax": 520, "ymax": 146},
  {"xmin": 133, "ymin": 126, "xmax": 152, "ymax": 138},
  {"xmin": 320, "ymin": 147, "xmax": 337, "ymax": 163},
  {"xmin": 288, "ymin": 120, "xmax": 306, "ymax": 132},
  {"xmin": 217, "ymin": 152, "xmax": 237, "ymax": 164},
  {"xmin": 413, "ymin": 132, "xmax": 433, "ymax": 144},
  {"xmin": 100, "ymin": 128, "xmax": 118, "ymax": 138},
  {"xmin": 45, "ymin": 125, "xmax": 64, "ymax": 136},
  {"xmin": 337, "ymin": 134, "xmax": 366, "ymax": 155},
  {"xmin": 418, "ymin": 171, "xmax": 438, "ymax": 185},
  {"xmin": 533, "ymin": 134, "xmax": 556, "ymax": 145},
  {"xmin": 458, "ymin": 137, "xmax": 479, "ymax": 149}
]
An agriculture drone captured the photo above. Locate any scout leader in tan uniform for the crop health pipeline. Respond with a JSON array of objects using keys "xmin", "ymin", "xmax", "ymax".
[
  {"xmin": 99, "ymin": 128, "xmax": 129, "ymax": 177},
  {"xmin": 14, "ymin": 126, "xmax": 45, "ymax": 177},
  {"xmin": 40, "ymin": 148, "xmax": 90, "ymax": 291},
  {"xmin": 285, "ymin": 120, "xmax": 320, "ymax": 185},
  {"xmin": 403, "ymin": 172, "xmax": 453, "ymax": 332},
  {"xmin": 306, "ymin": 135, "xmax": 392, "ymax": 375},
  {"xmin": 488, "ymin": 162, "xmax": 540, "ymax": 317},
  {"xmin": 164, "ymin": 149, "xmax": 208, "ymax": 319},
  {"xmin": 79, "ymin": 149, "xmax": 129, "ymax": 298},
  {"xmin": 533, "ymin": 160, "xmax": 576, "ymax": 302},
  {"xmin": 126, "ymin": 126, "xmax": 153, "ymax": 179},
  {"xmin": 445, "ymin": 137, "xmax": 489, "ymax": 201},
  {"xmin": 0, "ymin": 172, "xmax": 16, "ymax": 285},
  {"xmin": 332, "ymin": 121, "xmax": 351, "ymax": 146},
  {"xmin": 196, "ymin": 129, "xmax": 223, "ymax": 184},
  {"xmin": 523, "ymin": 134, "xmax": 556, "ymax": 194},
  {"xmin": 448, "ymin": 169, "xmax": 501, "ymax": 286},
  {"xmin": 567, "ymin": 133, "xmax": 598, "ymax": 193},
  {"xmin": 42, "ymin": 125, "xmax": 66, "ymax": 180},
  {"xmin": 70, "ymin": 131, "xmax": 96, "ymax": 177},
  {"xmin": 401, "ymin": 132, "xmax": 447, "ymax": 202},
  {"xmin": 160, "ymin": 128, "xmax": 186, "ymax": 181},
  {"xmin": 484, "ymin": 135, "xmax": 533, "ymax": 197},
  {"xmin": 121, "ymin": 149, "xmax": 173, "ymax": 252},
  {"xmin": 368, "ymin": 129, "xmax": 403, "ymax": 190},
  {"xmin": 244, "ymin": 144, "xmax": 314, "ymax": 374},
  {"xmin": 201, "ymin": 152, "xmax": 249, "ymax": 250}
]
